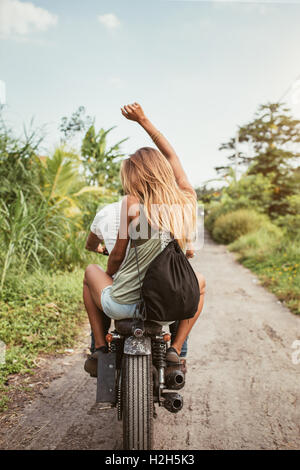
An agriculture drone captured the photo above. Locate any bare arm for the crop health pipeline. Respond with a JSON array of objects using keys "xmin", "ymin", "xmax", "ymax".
[
  {"xmin": 85, "ymin": 232, "xmax": 107, "ymax": 253},
  {"xmin": 121, "ymin": 103, "xmax": 196, "ymax": 198}
]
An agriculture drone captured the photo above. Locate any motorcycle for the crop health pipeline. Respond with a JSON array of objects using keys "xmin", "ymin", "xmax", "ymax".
[{"xmin": 96, "ymin": 317, "xmax": 185, "ymax": 450}]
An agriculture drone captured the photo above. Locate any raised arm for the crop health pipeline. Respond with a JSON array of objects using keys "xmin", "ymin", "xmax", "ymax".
[{"xmin": 121, "ymin": 103, "xmax": 196, "ymax": 198}]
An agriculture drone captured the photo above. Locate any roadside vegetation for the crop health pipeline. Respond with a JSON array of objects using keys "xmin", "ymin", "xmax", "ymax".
[
  {"xmin": 198, "ymin": 103, "xmax": 300, "ymax": 315},
  {"xmin": 0, "ymin": 107, "xmax": 122, "ymax": 410}
]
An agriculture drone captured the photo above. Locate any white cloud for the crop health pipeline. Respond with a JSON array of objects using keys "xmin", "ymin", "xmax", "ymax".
[
  {"xmin": 97, "ymin": 13, "xmax": 120, "ymax": 30},
  {"xmin": 0, "ymin": 0, "xmax": 57, "ymax": 39}
]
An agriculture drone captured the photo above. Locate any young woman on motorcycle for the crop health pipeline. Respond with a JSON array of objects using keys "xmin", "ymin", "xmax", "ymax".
[{"xmin": 83, "ymin": 103, "xmax": 206, "ymax": 374}]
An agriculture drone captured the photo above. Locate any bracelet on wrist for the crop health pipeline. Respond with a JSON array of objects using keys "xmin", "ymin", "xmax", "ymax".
[{"xmin": 151, "ymin": 131, "xmax": 163, "ymax": 144}]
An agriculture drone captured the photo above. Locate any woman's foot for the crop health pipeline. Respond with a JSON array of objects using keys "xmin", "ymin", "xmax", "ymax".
[
  {"xmin": 166, "ymin": 346, "xmax": 181, "ymax": 364},
  {"xmin": 84, "ymin": 345, "xmax": 108, "ymax": 377}
]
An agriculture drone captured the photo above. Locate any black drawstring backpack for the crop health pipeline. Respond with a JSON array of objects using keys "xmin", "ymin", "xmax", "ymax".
[{"xmin": 133, "ymin": 238, "xmax": 200, "ymax": 322}]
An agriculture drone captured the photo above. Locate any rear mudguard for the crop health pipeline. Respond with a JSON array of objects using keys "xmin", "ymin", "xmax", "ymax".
[
  {"xmin": 96, "ymin": 351, "xmax": 116, "ymax": 403},
  {"xmin": 96, "ymin": 335, "xmax": 151, "ymax": 403}
]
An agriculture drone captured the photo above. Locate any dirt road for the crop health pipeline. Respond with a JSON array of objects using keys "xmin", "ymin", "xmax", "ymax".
[{"xmin": 1, "ymin": 233, "xmax": 300, "ymax": 450}]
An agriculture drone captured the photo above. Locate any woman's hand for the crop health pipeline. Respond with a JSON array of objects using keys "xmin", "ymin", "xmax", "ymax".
[
  {"xmin": 121, "ymin": 103, "xmax": 195, "ymax": 198},
  {"xmin": 121, "ymin": 102, "xmax": 147, "ymax": 123},
  {"xmin": 96, "ymin": 243, "xmax": 109, "ymax": 255}
]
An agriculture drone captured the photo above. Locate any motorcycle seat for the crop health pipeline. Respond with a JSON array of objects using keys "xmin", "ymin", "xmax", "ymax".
[{"xmin": 114, "ymin": 319, "xmax": 162, "ymax": 336}]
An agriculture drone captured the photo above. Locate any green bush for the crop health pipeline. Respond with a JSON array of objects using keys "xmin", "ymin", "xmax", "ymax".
[
  {"xmin": 229, "ymin": 221, "xmax": 283, "ymax": 259},
  {"xmin": 205, "ymin": 203, "xmax": 225, "ymax": 233},
  {"xmin": 204, "ymin": 175, "xmax": 271, "ymax": 234},
  {"xmin": 225, "ymin": 173, "xmax": 274, "ymax": 214},
  {"xmin": 276, "ymin": 195, "xmax": 300, "ymax": 240},
  {"xmin": 212, "ymin": 209, "xmax": 267, "ymax": 244}
]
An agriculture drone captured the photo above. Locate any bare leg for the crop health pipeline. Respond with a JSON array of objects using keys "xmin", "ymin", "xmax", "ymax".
[
  {"xmin": 83, "ymin": 264, "xmax": 113, "ymax": 349},
  {"xmin": 171, "ymin": 273, "xmax": 206, "ymax": 355}
]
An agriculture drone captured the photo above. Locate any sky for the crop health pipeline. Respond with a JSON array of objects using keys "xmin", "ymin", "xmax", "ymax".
[{"xmin": 1, "ymin": 0, "xmax": 300, "ymax": 187}]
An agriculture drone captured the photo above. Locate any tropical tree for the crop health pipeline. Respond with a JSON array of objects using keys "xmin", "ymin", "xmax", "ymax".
[
  {"xmin": 81, "ymin": 125, "xmax": 127, "ymax": 191},
  {"xmin": 59, "ymin": 106, "xmax": 93, "ymax": 142},
  {"xmin": 218, "ymin": 103, "xmax": 300, "ymax": 216},
  {"xmin": 195, "ymin": 185, "xmax": 220, "ymax": 204}
]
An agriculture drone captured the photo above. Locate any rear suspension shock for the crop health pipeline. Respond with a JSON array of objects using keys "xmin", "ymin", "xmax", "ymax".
[{"xmin": 152, "ymin": 339, "xmax": 166, "ymax": 402}]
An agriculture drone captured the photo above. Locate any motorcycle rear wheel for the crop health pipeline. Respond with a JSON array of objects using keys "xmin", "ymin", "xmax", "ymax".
[{"xmin": 122, "ymin": 354, "xmax": 153, "ymax": 450}]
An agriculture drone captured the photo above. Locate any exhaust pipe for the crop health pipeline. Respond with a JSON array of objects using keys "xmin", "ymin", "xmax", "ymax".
[
  {"xmin": 162, "ymin": 392, "xmax": 183, "ymax": 413},
  {"xmin": 165, "ymin": 366, "xmax": 185, "ymax": 390}
]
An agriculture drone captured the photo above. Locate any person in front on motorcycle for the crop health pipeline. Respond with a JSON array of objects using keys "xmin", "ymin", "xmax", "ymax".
[{"xmin": 83, "ymin": 103, "xmax": 206, "ymax": 375}]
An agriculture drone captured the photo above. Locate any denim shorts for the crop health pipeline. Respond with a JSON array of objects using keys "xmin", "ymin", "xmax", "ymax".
[
  {"xmin": 101, "ymin": 285, "xmax": 174, "ymax": 327},
  {"xmin": 101, "ymin": 285, "xmax": 139, "ymax": 320}
]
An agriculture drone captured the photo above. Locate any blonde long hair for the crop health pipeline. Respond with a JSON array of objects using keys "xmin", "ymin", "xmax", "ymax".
[{"xmin": 120, "ymin": 147, "xmax": 196, "ymax": 249}]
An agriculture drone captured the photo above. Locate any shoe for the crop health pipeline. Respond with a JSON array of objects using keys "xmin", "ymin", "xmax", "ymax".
[
  {"xmin": 166, "ymin": 346, "xmax": 181, "ymax": 364},
  {"xmin": 84, "ymin": 346, "xmax": 108, "ymax": 377}
]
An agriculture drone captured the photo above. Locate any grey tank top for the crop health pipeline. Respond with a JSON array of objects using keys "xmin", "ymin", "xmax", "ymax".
[{"xmin": 110, "ymin": 209, "xmax": 172, "ymax": 305}]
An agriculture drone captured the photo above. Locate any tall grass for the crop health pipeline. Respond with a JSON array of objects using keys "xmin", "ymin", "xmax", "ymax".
[
  {"xmin": 229, "ymin": 231, "xmax": 300, "ymax": 314},
  {"xmin": 0, "ymin": 266, "xmax": 98, "ymax": 411},
  {"xmin": 0, "ymin": 190, "xmax": 71, "ymax": 290}
]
